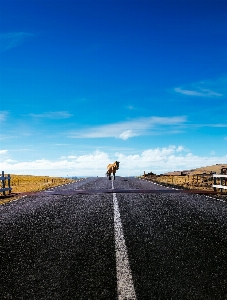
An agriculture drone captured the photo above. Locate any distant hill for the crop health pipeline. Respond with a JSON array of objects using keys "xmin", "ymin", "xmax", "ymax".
[{"xmin": 164, "ymin": 164, "xmax": 227, "ymax": 175}]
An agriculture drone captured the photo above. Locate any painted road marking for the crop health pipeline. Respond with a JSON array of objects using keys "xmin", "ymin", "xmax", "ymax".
[{"xmin": 112, "ymin": 180, "xmax": 137, "ymax": 300}]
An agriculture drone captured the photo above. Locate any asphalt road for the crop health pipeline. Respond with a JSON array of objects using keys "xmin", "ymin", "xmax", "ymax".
[{"xmin": 1, "ymin": 177, "xmax": 227, "ymax": 299}]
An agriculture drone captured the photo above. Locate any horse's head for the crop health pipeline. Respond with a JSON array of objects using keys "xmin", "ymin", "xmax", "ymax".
[{"xmin": 115, "ymin": 161, "xmax": 120, "ymax": 170}]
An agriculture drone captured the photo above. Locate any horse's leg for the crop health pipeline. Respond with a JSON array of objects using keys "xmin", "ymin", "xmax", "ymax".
[{"xmin": 113, "ymin": 171, "xmax": 115, "ymax": 180}]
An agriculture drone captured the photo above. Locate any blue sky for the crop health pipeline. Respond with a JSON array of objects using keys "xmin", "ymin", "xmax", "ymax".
[{"xmin": 0, "ymin": 0, "xmax": 227, "ymax": 176}]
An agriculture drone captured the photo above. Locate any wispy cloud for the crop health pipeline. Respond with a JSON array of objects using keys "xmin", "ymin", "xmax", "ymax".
[
  {"xmin": 118, "ymin": 130, "xmax": 138, "ymax": 140},
  {"xmin": 54, "ymin": 144, "xmax": 71, "ymax": 146},
  {"xmin": 174, "ymin": 77, "xmax": 227, "ymax": 98},
  {"xmin": 0, "ymin": 111, "xmax": 8, "ymax": 122},
  {"xmin": 174, "ymin": 87, "xmax": 222, "ymax": 97},
  {"xmin": 29, "ymin": 111, "xmax": 73, "ymax": 119},
  {"xmin": 68, "ymin": 116, "xmax": 187, "ymax": 140},
  {"xmin": 208, "ymin": 123, "xmax": 227, "ymax": 128},
  {"xmin": 0, "ymin": 32, "xmax": 33, "ymax": 52},
  {"xmin": 189, "ymin": 122, "xmax": 227, "ymax": 128},
  {"xmin": 0, "ymin": 150, "xmax": 8, "ymax": 155},
  {"xmin": 126, "ymin": 105, "xmax": 136, "ymax": 110}
]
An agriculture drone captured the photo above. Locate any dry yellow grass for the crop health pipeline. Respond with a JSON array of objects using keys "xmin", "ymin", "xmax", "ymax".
[
  {"xmin": 142, "ymin": 164, "xmax": 227, "ymax": 197},
  {"xmin": 142, "ymin": 174, "xmax": 227, "ymax": 200},
  {"xmin": 187, "ymin": 164, "xmax": 227, "ymax": 175},
  {"xmin": 150, "ymin": 174, "xmax": 216, "ymax": 191},
  {"xmin": 9, "ymin": 174, "xmax": 75, "ymax": 193},
  {"xmin": 0, "ymin": 174, "xmax": 78, "ymax": 205}
]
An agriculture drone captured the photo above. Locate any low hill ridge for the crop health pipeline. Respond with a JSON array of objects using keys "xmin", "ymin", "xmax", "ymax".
[{"xmin": 163, "ymin": 164, "xmax": 227, "ymax": 176}]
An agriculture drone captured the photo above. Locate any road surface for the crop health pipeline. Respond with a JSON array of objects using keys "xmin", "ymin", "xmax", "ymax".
[{"xmin": 1, "ymin": 177, "xmax": 227, "ymax": 299}]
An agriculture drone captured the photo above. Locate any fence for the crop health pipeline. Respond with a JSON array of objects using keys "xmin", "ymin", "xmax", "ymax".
[
  {"xmin": 0, "ymin": 171, "xmax": 12, "ymax": 196},
  {"xmin": 213, "ymin": 175, "xmax": 227, "ymax": 192},
  {"xmin": 213, "ymin": 168, "xmax": 227, "ymax": 192}
]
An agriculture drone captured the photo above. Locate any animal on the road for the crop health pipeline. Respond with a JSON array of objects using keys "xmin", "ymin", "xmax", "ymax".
[{"xmin": 106, "ymin": 161, "xmax": 120, "ymax": 180}]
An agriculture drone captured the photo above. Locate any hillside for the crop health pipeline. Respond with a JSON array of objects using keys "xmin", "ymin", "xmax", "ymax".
[
  {"xmin": 188, "ymin": 164, "xmax": 227, "ymax": 175},
  {"xmin": 164, "ymin": 164, "xmax": 227, "ymax": 176}
]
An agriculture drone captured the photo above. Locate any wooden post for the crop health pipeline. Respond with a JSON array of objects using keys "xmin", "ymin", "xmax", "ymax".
[
  {"xmin": 8, "ymin": 174, "xmax": 11, "ymax": 194},
  {"xmin": 220, "ymin": 177, "xmax": 224, "ymax": 193},
  {"xmin": 213, "ymin": 176, "xmax": 216, "ymax": 191},
  {"xmin": 2, "ymin": 171, "xmax": 6, "ymax": 196}
]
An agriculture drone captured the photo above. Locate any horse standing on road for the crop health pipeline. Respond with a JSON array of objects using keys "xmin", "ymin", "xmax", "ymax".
[{"xmin": 106, "ymin": 161, "xmax": 120, "ymax": 180}]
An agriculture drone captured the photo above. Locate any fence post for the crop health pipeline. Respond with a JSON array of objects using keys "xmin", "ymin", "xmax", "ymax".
[
  {"xmin": 8, "ymin": 174, "xmax": 11, "ymax": 194},
  {"xmin": 213, "ymin": 176, "xmax": 217, "ymax": 191},
  {"xmin": 1, "ymin": 171, "xmax": 12, "ymax": 196},
  {"xmin": 2, "ymin": 171, "xmax": 6, "ymax": 196},
  {"xmin": 213, "ymin": 174, "xmax": 227, "ymax": 192}
]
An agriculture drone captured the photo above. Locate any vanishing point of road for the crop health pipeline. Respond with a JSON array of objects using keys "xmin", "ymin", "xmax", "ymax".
[{"xmin": 1, "ymin": 177, "xmax": 227, "ymax": 299}]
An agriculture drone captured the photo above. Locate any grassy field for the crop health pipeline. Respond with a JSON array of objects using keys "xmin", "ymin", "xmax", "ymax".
[
  {"xmin": 146, "ymin": 174, "xmax": 217, "ymax": 191},
  {"xmin": 0, "ymin": 174, "xmax": 78, "ymax": 205}
]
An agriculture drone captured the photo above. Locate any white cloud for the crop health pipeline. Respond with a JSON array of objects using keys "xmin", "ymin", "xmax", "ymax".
[
  {"xmin": 174, "ymin": 87, "xmax": 222, "ymax": 97},
  {"xmin": 68, "ymin": 116, "xmax": 187, "ymax": 140},
  {"xmin": 114, "ymin": 147, "xmax": 227, "ymax": 175},
  {"xmin": 0, "ymin": 150, "xmax": 8, "ymax": 155},
  {"xmin": 0, "ymin": 32, "xmax": 33, "ymax": 52},
  {"xmin": 1, "ymin": 146, "xmax": 226, "ymax": 177},
  {"xmin": 118, "ymin": 130, "xmax": 138, "ymax": 140},
  {"xmin": 29, "ymin": 111, "xmax": 73, "ymax": 119},
  {"xmin": 176, "ymin": 146, "xmax": 185, "ymax": 152},
  {"xmin": 0, "ymin": 150, "xmax": 110, "ymax": 176}
]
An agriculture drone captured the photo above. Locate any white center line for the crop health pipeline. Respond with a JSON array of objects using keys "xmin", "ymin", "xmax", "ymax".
[{"xmin": 112, "ymin": 180, "xmax": 137, "ymax": 300}]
